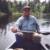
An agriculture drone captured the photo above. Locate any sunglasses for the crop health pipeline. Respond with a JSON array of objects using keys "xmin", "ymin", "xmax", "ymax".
[{"xmin": 23, "ymin": 9, "xmax": 30, "ymax": 12}]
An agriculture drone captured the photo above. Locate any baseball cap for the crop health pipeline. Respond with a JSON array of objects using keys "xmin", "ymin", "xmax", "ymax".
[{"xmin": 22, "ymin": 6, "xmax": 30, "ymax": 10}]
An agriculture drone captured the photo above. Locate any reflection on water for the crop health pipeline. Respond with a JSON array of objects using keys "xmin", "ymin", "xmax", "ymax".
[
  {"xmin": 38, "ymin": 19, "xmax": 50, "ymax": 33},
  {"xmin": 0, "ymin": 22, "xmax": 16, "ymax": 50}
]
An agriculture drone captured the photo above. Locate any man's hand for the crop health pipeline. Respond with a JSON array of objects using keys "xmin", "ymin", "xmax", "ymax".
[
  {"xmin": 11, "ymin": 26, "xmax": 17, "ymax": 33},
  {"xmin": 11, "ymin": 26, "xmax": 23, "ymax": 37}
]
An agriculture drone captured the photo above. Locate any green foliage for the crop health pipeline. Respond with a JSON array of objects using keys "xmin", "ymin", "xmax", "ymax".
[
  {"xmin": 12, "ymin": 13, "xmax": 22, "ymax": 21},
  {"xmin": 8, "ymin": 0, "xmax": 50, "ymax": 20},
  {"xmin": 29, "ymin": 2, "xmax": 35, "ymax": 12},
  {"xmin": 43, "ymin": 2, "xmax": 50, "ymax": 13},
  {"xmin": 16, "ymin": 1, "xmax": 23, "ymax": 12},
  {"xmin": 11, "ymin": 3, "xmax": 17, "ymax": 12}
]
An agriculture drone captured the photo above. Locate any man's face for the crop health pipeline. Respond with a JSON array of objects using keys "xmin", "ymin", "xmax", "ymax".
[{"xmin": 23, "ymin": 8, "xmax": 30, "ymax": 17}]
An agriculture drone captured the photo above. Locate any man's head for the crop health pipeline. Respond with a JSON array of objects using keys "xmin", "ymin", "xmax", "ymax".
[{"xmin": 22, "ymin": 6, "xmax": 31, "ymax": 17}]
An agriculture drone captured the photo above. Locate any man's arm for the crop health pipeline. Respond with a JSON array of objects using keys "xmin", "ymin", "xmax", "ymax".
[
  {"xmin": 11, "ymin": 16, "xmax": 23, "ymax": 33},
  {"xmin": 33, "ymin": 16, "xmax": 40, "ymax": 33}
]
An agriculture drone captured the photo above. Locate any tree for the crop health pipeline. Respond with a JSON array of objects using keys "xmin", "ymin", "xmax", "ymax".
[
  {"xmin": 0, "ymin": 0, "xmax": 11, "ymax": 34},
  {"xmin": 17, "ymin": 1, "xmax": 23, "ymax": 12},
  {"xmin": 29, "ymin": 1, "xmax": 35, "ymax": 12},
  {"xmin": 43, "ymin": 1, "xmax": 50, "ymax": 19},
  {"xmin": 33, "ymin": 0, "xmax": 40, "ymax": 4},
  {"xmin": 43, "ymin": 1, "xmax": 50, "ymax": 13}
]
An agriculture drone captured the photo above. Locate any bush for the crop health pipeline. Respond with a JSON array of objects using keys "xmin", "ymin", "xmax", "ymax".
[{"xmin": 12, "ymin": 12, "xmax": 22, "ymax": 21}]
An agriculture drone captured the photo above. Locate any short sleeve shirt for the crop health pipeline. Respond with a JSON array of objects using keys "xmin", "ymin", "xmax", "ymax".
[{"xmin": 15, "ymin": 15, "xmax": 39, "ymax": 32}]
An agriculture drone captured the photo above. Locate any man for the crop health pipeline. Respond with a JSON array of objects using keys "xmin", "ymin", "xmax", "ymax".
[
  {"xmin": 11, "ymin": 6, "xmax": 41, "ymax": 50},
  {"xmin": 11, "ymin": 6, "xmax": 39, "ymax": 33}
]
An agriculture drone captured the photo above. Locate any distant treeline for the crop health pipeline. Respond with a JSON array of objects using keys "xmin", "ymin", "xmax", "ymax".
[{"xmin": 0, "ymin": 0, "xmax": 50, "ymax": 22}]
